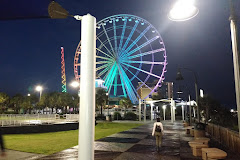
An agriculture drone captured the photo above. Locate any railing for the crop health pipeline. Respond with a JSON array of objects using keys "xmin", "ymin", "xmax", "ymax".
[
  {"xmin": 206, "ymin": 123, "xmax": 240, "ymax": 154},
  {"xmin": 0, "ymin": 114, "xmax": 79, "ymax": 126}
]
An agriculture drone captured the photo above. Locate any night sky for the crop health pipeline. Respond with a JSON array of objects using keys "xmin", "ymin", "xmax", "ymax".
[{"xmin": 0, "ymin": 0, "xmax": 239, "ymax": 108}]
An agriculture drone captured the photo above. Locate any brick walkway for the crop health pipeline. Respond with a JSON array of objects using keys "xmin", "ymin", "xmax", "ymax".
[{"xmin": 37, "ymin": 121, "xmax": 202, "ymax": 160}]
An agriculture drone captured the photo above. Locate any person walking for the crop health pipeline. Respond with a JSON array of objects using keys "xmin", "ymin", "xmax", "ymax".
[
  {"xmin": 152, "ymin": 118, "xmax": 164, "ymax": 151},
  {"xmin": 0, "ymin": 127, "xmax": 6, "ymax": 157}
]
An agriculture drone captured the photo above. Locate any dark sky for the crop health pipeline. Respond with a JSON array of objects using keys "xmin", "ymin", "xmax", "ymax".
[{"xmin": 0, "ymin": 0, "xmax": 239, "ymax": 108}]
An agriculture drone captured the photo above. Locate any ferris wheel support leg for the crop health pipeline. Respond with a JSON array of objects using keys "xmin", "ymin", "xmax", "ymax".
[{"xmin": 78, "ymin": 14, "xmax": 96, "ymax": 160}]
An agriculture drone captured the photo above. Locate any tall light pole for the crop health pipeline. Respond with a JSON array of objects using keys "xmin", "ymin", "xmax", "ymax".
[
  {"xmin": 77, "ymin": 14, "xmax": 96, "ymax": 160},
  {"xmin": 176, "ymin": 68, "xmax": 200, "ymax": 122},
  {"xmin": 35, "ymin": 86, "xmax": 43, "ymax": 101},
  {"xmin": 229, "ymin": 0, "xmax": 240, "ymax": 134},
  {"xmin": 169, "ymin": 0, "xmax": 240, "ymax": 133}
]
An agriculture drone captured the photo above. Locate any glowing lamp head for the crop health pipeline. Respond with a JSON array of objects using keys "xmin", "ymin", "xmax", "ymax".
[
  {"xmin": 162, "ymin": 105, "xmax": 166, "ymax": 110},
  {"xmin": 168, "ymin": 0, "xmax": 199, "ymax": 21},
  {"xmin": 230, "ymin": 109, "xmax": 234, "ymax": 113},
  {"xmin": 71, "ymin": 81, "xmax": 80, "ymax": 88},
  {"xmin": 36, "ymin": 86, "xmax": 43, "ymax": 92}
]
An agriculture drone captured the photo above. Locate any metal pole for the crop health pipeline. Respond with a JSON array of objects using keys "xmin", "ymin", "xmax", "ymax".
[
  {"xmin": 150, "ymin": 102, "xmax": 153, "ymax": 121},
  {"xmin": 163, "ymin": 108, "xmax": 166, "ymax": 121},
  {"xmin": 182, "ymin": 105, "xmax": 184, "ymax": 121},
  {"xmin": 144, "ymin": 102, "xmax": 146, "ymax": 122},
  {"xmin": 194, "ymin": 82, "xmax": 199, "ymax": 122},
  {"xmin": 78, "ymin": 14, "xmax": 96, "ymax": 160},
  {"xmin": 189, "ymin": 95, "xmax": 192, "ymax": 126},
  {"xmin": 229, "ymin": 0, "xmax": 240, "ymax": 135},
  {"xmin": 139, "ymin": 99, "xmax": 141, "ymax": 121},
  {"xmin": 171, "ymin": 99, "xmax": 173, "ymax": 123}
]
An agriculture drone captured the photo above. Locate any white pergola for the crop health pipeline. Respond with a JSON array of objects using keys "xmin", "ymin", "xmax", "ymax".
[{"xmin": 139, "ymin": 98, "xmax": 197, "ymax": 122}]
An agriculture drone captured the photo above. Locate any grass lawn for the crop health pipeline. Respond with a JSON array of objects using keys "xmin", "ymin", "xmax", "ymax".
[{"xmin": 4, "ymin": 122, "xmax": 143, "ymax": 155}]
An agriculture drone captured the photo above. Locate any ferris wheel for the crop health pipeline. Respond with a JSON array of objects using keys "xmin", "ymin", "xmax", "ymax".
[{"xmin": 74, "ymin": 14, "xmax": 167, "ymax": 104}]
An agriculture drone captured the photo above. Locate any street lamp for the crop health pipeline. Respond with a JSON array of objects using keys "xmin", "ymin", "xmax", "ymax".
[
  {"xmin": 168, "ymin": 0, "xmax": 199, "ymax": 21},
  {"xmin": 176, "ymin": 68, "xmax": 200, "ymax": 122},
  {"xmin": 169, "ymin": 0, "xmax": 240, "ymax": 133},
  {"xmin": 35, "ymin": 85, "xmax": 43, "ymax": 101}
]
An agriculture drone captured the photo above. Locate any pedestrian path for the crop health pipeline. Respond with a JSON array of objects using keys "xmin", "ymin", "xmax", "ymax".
[
  {"xmin": 4, "ymin": 120, "xmax": 240, "ymax": 160},
  {"xmin": 37, "ymin": 121, "xmax": 199, "ymax": 160}
]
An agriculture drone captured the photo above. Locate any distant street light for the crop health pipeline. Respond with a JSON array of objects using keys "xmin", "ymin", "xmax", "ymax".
[
  {"xmin": 35, "ymin": 85, "xmax": 43, "ymax": 101},
  {"xmin": 70, "ymin": 81, "xmax": 80, "ymax": 88},
  {"xmin": 27, "ymin": 93, "xmax": 31, "ymax": 96}
]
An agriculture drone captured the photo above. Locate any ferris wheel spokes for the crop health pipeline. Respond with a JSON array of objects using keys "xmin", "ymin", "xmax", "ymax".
[
  {"xmin": 121, "ymin": 62, "xmax": 161, "ymax": 79},
  {"xmin": 101, "ymin": 24, "xmax": 116, "ymax": 57},
  {"xmin": 127, "ymin": 48, "xmax": 165, "ymax": 60},
  {"xmin": 121, "ymin": 36, "xmax": 160, "ymax": 59},
  {"xmin": 118, "ymin": 22, "xmax": 139, "ymax": 57},
  {"xmin": 118, "ymin": 19, "xmax": 128, "ymax": 54},
  {"xmin": 119, "ymin": 25, "xmax": 152, "ymax": 58},
  {"xmin": 97, "ymin": 37, "xmax": 115, "ymax": 58},
  {"xmin": 121, "ymin": 64, "xmax": 153, "ymax": 91}
]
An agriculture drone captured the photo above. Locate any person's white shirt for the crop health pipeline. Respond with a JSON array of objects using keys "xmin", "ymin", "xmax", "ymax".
[{"xmin": 152, "ymin": 122, "xmax": 164, "ymax": 136}]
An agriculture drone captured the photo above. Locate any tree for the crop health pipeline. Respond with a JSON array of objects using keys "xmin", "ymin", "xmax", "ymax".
[
  {"xmin": 37, "ymin": 93, "xmax": 50, "ymax": 114},
  {"xmin": 0, "ymin": 92, "xmax": 10, "ymax": 113},
  {"xmin": 10, "ymin": 93, "xmax": 24, "ymax": 113},
  {"xmin": 96, "ymin": 88, "xmax": 108, "ymax": 116},
  {"xmin": 48, "ymin": 92, "xmax": 61, "ymax": 113},
  {"xmin": 58, "ymin": 92, "xmax": 73, "ymax": 113},
  {"xmin": 119, "ymin": 97, "xmax": 132, "ymax": 114}
]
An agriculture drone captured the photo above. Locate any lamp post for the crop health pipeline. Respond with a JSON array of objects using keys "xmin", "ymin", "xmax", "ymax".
[
  {"xmin": 169, "ymin": 0, "xmax": 240, "ymax": 133},
  {"xmin": 176, "ymin": 68, "xmax": 200, "ymax": 122},
  {"xmin": 162, "ymin": 105, "xmax": 166, "ymax": 121},
  {"xmin": 106, "ymin": 93, "xmax": 110, "ymax": 118},
  {"xmin": 35, "ymin": 86, "xmax": 43, "ymax": 102}
]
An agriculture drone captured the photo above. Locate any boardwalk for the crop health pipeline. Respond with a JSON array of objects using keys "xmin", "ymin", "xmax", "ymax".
[
  {"xmin": 38, "ymin": 121, "xmax": 202, "ymax": 160},
  {"xmin": 3, "ymin": 120, "xmax": 240, "ymax": 160}
]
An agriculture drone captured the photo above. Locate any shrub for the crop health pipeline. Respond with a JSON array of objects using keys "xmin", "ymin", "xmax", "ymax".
[
  {"xmin": 124, "ymin": 112, "xmax": 137, "ymax": 121},
  {"xmin": 113, "ymin": 112, "xmax": 122, "ymax": 120},
  {"xmin": 96, "ymin": 114, "xmax": 106, "ymax": 120}
]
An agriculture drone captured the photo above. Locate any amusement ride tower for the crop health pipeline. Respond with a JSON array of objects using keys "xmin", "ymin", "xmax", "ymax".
[{"xmin": 61, "ymin": 47, "xmax": 67, "ymax": 92}]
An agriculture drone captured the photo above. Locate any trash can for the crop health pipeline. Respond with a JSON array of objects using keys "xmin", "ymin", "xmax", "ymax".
[{"xmin": 194, "ymin": 123, "xmax": 206, "ymax": 138}]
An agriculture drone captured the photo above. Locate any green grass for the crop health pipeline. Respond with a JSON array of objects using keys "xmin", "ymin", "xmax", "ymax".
[{"xmin": 4, "ymin": 122, "xmax": 143, "ymax": 155}]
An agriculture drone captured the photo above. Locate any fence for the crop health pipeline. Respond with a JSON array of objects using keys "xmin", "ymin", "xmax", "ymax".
[
  {"xmin": 206, "ymin": 123, "xmax": 240, "ymax": 154},
  {"xmin": 0, "ymin": 114, "xmax": 79, "ymax": 126}
]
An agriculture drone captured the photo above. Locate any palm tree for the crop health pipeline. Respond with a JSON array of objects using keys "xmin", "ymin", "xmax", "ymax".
[
  {"xmin": 96, "ymin": 88, "xmax": 108, "ymax": 116},
  {"xmin": 0, "ymin": 92, "xmax": 10, "ymax": 113},
  {"xmin": 119, "ymin": 97, "xmax": 132, "ymax": 114},
  {"xmin": 10, "ymin": 94, "xmax": 24, "ymax": 113}
]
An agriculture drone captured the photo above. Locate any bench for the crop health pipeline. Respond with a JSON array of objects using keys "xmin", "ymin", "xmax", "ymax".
[
  {"xmin": 190, "ymin": 128, "xmax": 194, "ymax": 136},
  {"xmin": 194, "ymin": 137, "xmax": 210, "ymax": 144},
  {"xmin": 189, "ymin": 143, "xmax": 208, "ymax": 157},
  {"xmin": 202, "ymin": 148, "xmax": 227, "ymax": 160},
  {"xmin": 185, "ymin": 126, "xmax": 194, "ymax": 134}
]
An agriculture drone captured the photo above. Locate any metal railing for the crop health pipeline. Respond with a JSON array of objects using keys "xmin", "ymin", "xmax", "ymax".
[{"xmin": 0, "ymin": 114, "xmax": 79, "ymax": 126}]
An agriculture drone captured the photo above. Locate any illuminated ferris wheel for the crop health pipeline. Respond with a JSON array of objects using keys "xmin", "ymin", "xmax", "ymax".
[{"xmin": 74, "ymin": 14, "xmax": 167, "ymax": 103}]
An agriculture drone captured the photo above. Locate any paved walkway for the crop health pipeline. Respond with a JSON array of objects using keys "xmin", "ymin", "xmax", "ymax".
[{"xmin": 3, "ymin": 121, "xmax": 240, "ymax": 160}]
